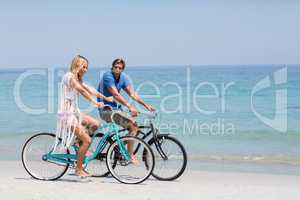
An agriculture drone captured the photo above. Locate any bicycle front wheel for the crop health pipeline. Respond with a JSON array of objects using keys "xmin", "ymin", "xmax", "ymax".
[
  {"xmin": 148, "ymin": 134, "xmax": 187, "ymax": 181},
  {"xmin": 21, "ymin": 133, "xmax": 69, "ymax": 181},
  {"xmin": 106, "ymin": 136, "xmax": 155, "ymax": 184}
]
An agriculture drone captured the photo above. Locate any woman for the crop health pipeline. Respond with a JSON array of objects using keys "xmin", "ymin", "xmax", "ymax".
[{"xmin": 56, "ymin": 55, "xmax": 112, "ymax": 178}]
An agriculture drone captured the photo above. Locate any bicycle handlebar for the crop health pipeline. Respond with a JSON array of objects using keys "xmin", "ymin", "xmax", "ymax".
[
  {"xmin": 100, "ymin": 105, "xmax": 158, "ymax": 119},
  {"xmin": 137, "ymin": 110, "xmax": 158, "ymax": 119}
]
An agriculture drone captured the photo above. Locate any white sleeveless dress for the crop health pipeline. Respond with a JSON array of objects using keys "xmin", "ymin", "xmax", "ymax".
[{"xmin": 54, "ymin": 72, "xmax": 81, "ymax": 149}]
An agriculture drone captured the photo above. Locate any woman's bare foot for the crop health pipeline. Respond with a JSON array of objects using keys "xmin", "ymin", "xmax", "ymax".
[
  {"xmin": 75, "ymin": 168, "xmax": 90, "ymax": 178},
  {"xmin": 130, "ymin": 154, "xmax": 139, "ymax": 165}
]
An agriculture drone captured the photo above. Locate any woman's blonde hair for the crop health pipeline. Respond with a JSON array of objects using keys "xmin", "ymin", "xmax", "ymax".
[{"xmin": 70, "ymin": 55, "xmax": 88, "ymax": 82}]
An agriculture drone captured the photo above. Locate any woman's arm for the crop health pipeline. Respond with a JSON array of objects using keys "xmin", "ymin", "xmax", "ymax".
[
  {"xmin": 70, "ymin": 77, "xmax": 99, "ymax": 106},
  {"xmin": 82, "ymin": 83, "xmax": 113, "ymax": 102}
]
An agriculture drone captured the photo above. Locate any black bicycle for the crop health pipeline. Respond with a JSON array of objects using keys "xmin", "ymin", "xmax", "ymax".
[{"xmin": 86, "ymin": 111, "xmax": 187, "ymax": 181}]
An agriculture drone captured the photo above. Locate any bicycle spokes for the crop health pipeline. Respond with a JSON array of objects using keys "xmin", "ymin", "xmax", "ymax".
[{"xmin": 106, "ymin": 136, "xmax": 155, "ymax": 184}]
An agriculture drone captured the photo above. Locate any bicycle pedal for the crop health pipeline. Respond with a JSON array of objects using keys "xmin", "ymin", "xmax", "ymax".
[
  {"xmin": 69, "ymin": 164, "xmax": 76, "ymax": 169},
  {"xmin": 96, "ymin": 153, "xmax": 106, "ymax": 160}
]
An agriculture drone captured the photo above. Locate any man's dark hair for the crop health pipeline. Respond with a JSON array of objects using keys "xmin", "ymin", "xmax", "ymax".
[{"xmin": 112, "ymin": 58, "xmax": 126, "ymax": 70}]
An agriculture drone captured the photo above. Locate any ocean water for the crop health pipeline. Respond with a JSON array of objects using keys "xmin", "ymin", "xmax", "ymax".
[{"xmin": 0, "ymin": 65, "xmax": 300, "ymax": 171}]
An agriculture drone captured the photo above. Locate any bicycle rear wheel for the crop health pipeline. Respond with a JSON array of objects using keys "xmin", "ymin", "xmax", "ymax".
[
  {"xmin": 21, "ymin": 133, "xmax": 69, "ymax": 180},
  {"xmin": 106, "ymin": 136, "xmax": 155, "ymax": 184},
  {"xmin": 148, "ymin": 134, "xmax": 187, "ymax": 181}
]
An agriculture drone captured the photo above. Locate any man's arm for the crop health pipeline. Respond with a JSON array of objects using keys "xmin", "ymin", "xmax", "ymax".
[
  {"xmin": 107, "ymin": 85, "xmax": 140, "ymax": 116},
  {"xmin": 124, "ymin": 85, "xmax": 147, "ymax": 107},
  {"xmin": 124, "ymin": 85, "xmax": 155, "ymax": 112},
  {"xmin": 107, "ymin": 86, "xmax": 132, "ymax": 108}
]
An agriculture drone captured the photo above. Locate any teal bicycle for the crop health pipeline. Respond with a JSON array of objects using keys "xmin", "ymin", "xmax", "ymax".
[
  {"xmin": 21, "ymin": 115, "xmax": 155, "ymax": 184},
  {"xmin": 87, "ymin": 110, "xmax": 187, "ymax": 181}
]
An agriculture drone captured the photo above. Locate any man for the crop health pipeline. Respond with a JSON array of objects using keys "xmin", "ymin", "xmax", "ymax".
[{"xmin": 97, "ymin": 58, "xmax": 155, "ymax": 162}]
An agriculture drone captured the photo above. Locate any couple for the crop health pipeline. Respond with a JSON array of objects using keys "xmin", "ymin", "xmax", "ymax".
[{"xmin": 57, "ymin": 55, "xmax": 155, "ymax": 178}]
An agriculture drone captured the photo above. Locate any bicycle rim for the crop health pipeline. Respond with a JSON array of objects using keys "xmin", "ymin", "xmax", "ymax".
[
  {"xmin": 150, "ymin": 135, "xmax": 187, "ymax": 181},
  {"xmin": 22, "ymin": 133, "xmax": 69, "ymax": 180},
  {"xmin": 106, "ymin": 136, "xmax": 154, "ymax": 184}
]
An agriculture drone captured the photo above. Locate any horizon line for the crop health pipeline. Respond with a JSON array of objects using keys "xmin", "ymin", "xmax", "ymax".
[{"xmin": 0, "ymin": 63, "xmax": 298, "ymax": 69}]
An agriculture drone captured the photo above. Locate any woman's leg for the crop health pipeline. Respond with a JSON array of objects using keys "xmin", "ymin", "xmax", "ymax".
[
  {"xmin": 73, "ymin": 114, "xmax": 100, "ymax": 165},
  {"xmin": 74, "ymin": 126, "xmax": 92, "ymax": 177},
  {"xmin": 81, "ymin": 113, "xmax": 100, "ymax": 135}
]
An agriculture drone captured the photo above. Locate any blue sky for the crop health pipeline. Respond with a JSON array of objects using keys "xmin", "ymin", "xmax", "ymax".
[{"xmin": 0, "ymin": 0, "xmax": 299, "ymax": 67}]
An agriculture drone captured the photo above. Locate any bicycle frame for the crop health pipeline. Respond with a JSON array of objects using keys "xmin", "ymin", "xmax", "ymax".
[
  {"xmin": 139, "ymin": 123, "xmax": 169, "ymax": 160},
  {"xmin": 119, "ymin": 111, "xmax": 170, "ymax": 160},
  {"xmin": 43, "ymin": 122, "xmax": 130, "ymax": 166}
]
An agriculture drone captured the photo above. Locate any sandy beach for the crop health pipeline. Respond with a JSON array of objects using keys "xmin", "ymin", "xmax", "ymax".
[{"xmin": 0, "ymin": 160, "xmax": 299, "ymax": 200}]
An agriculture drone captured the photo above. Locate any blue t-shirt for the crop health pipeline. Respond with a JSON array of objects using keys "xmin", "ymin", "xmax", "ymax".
[{"xmin": 97, "ymin": 71, "xmax": 130, "ymax": 111}]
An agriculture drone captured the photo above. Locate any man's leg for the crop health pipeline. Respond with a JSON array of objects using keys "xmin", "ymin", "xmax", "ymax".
[
  {"xmin": 126, "ymin": 121, "xmax": 139, "ymax": 162},
  {"xmin": 112, "ymin": 112, "xmax": 139, "ymax": 164}
]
